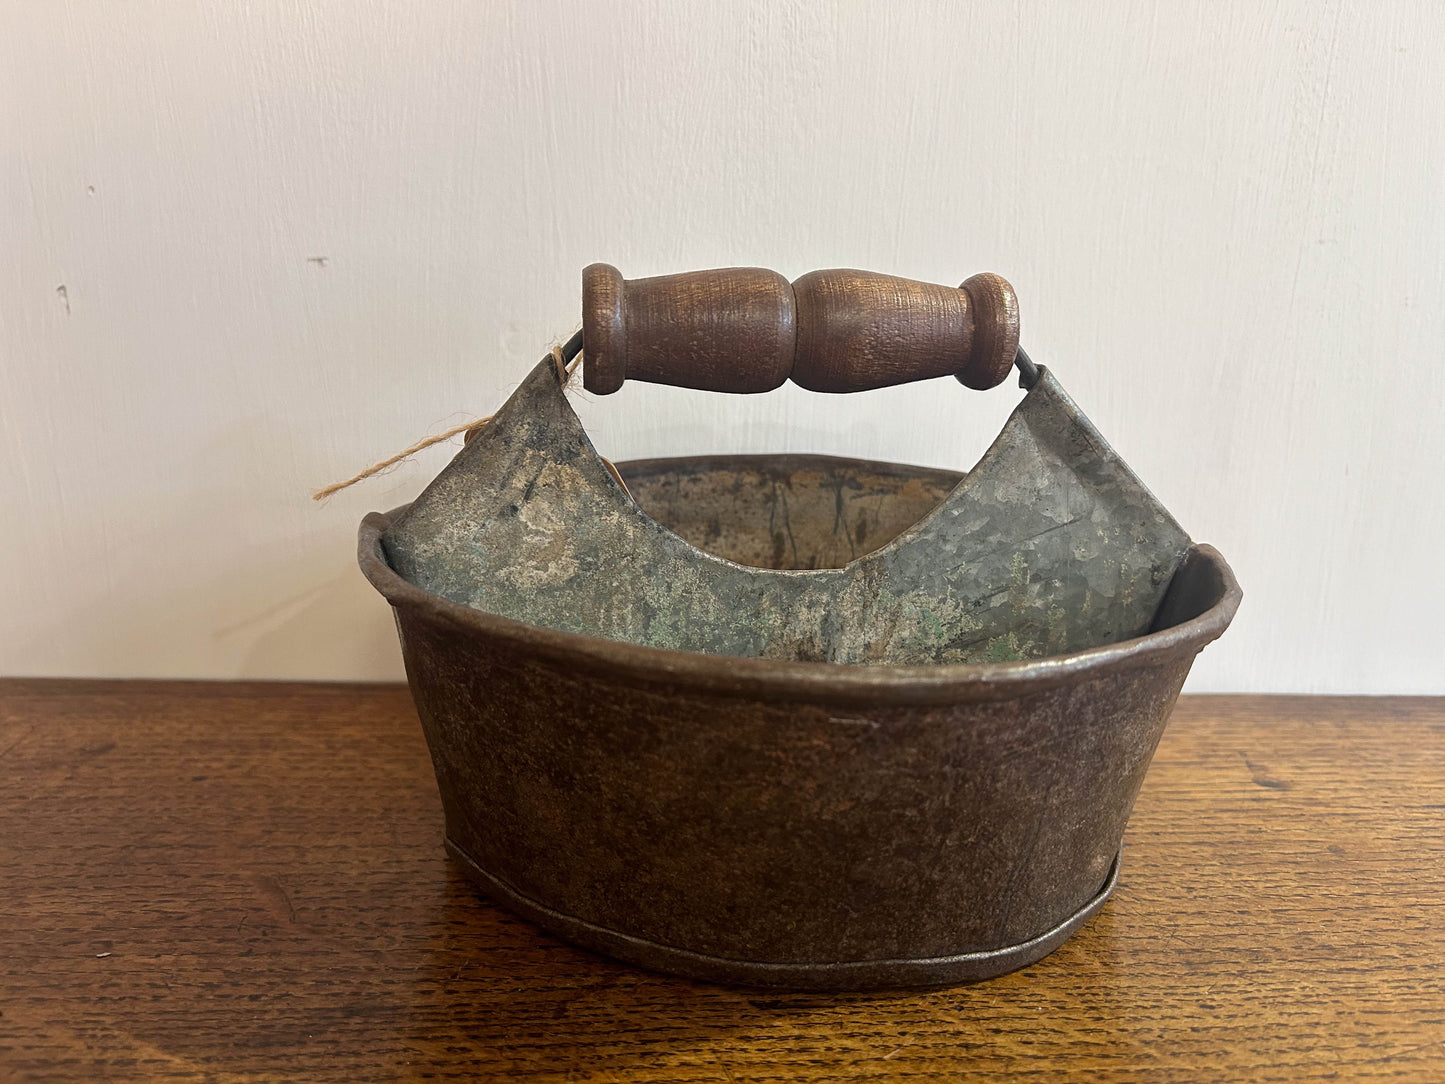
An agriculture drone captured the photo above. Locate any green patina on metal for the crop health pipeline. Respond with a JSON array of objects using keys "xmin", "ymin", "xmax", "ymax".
[{"xmin": 382, "ymin": 360, "xmax": 1190, "ymax": 665}]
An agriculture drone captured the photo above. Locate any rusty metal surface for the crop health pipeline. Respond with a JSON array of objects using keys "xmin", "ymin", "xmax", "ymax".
[
  {"xmin": 359, "ymin": 355, "xmax": 1240, "ymax": 988},
  {"xmin": 382, "ymin": 360, "xmax": 1191, "ymax": 665},
  {"xmin": 361, "ymin": 500, "xmax": 1239, "ymax": 987}
]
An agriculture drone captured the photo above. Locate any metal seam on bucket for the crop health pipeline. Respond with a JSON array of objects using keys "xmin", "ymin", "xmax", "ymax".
[{"xmin": 445, "ymin": 838, "xmax": 1122, "ymax": 990}]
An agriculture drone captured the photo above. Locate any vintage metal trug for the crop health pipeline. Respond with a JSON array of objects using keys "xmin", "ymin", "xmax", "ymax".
[{"xmin": 359, "ymin": 265, "xmax": 1240, "ymax": 989}]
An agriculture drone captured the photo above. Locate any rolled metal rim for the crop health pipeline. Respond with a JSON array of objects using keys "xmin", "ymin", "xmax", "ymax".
[
  {"xmin": 445, "ymin": 838, "xmax": 1123, "ymax": 990},
  {"xmin": 359, "ymin": 506, "xmax": 1240, "ymax": 707}
]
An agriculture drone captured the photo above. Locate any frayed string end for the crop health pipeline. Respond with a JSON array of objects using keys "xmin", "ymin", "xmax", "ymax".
[{"xmin": 311, "ymin": 339, "xmax": 580, "ymax": 502}]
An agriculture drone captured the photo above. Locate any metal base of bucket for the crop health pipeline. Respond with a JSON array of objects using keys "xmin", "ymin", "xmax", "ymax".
[{"xmin": 446, "ymin": 837, "xmax": 1121, "ymax": 990}]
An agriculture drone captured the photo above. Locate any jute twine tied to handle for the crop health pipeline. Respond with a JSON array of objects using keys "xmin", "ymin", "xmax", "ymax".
[{"xmin": 312, "ymin": 343, "xmax": 630, "ymax": 501}]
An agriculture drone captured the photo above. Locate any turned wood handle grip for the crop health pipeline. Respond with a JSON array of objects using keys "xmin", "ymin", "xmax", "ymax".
[{"xmin": 582, "ymin": 264, "xmax": 1019, "ymax": 395}]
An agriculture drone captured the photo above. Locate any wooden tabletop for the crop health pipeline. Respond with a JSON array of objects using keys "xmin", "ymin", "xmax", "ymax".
[{"xmin": 1, "ymin": 682, "xmax": 1441, "ymax": 1081}]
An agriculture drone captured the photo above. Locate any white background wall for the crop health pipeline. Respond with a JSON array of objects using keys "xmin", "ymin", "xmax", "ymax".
[{"xmin": 3, "ymin": 1, "xmax": 1441, "ymax": 693}]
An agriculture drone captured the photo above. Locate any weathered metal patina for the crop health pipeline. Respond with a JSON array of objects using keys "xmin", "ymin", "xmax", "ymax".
[
  {"xmin": 359, "ymin": 348, "xmax": 1239, "ymax": 989},
  {"xmin": 382, "ymin": 359, "xmax": 1191, "ymax": 666}
]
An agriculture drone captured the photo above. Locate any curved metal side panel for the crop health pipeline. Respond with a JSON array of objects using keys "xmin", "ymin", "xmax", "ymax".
[{"xmin": 381, "ymin": 361, "xmax": 1191, "ymax": 665}]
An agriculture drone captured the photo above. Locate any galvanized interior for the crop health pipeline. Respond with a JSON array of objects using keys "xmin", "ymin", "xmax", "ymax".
[
  {"xmin": 615, "ymin": 454, "xmax": 965, "ymax": 570},
  {"xmin": 383, "ymin": 359, "xmax": 1192, "ymax": 665}
]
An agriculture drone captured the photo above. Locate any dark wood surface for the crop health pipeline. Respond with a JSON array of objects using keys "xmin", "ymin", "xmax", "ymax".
[
  {"xmin": 1, "ymin": 681, "xmax": 1441, "ymax": 1081},
  {"xmin": 790, "ymin": 269, "xmax": 1017, "ymax": 393},
  {"xmin": 584, "ymin": 264, "xmax": 797, "ymax": 395},
  {"xmin": 581, "ymin": 265, "xmax": 1019, "ymax": 395}
]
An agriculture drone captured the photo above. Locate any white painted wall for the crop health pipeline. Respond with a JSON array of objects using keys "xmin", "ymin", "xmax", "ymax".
[{"xmin": 3, "ymin": 1, "xmax": 1441, "ymax": 692}]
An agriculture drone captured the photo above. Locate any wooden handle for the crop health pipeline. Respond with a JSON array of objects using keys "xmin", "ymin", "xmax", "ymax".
[{"xmin": 582, "ymin": 264, "xmax": 1019, "ymax": 395}]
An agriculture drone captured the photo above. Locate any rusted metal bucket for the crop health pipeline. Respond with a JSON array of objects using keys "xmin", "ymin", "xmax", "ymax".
[{"xmin": 358, "ymin": 265, "xmax": 1240, "ymax": 989}]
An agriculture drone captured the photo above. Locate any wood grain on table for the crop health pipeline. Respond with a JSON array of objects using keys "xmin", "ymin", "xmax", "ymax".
[{"xmin": 0, "ymin": 681, "xmax": 1441, "ymax": 1082}]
